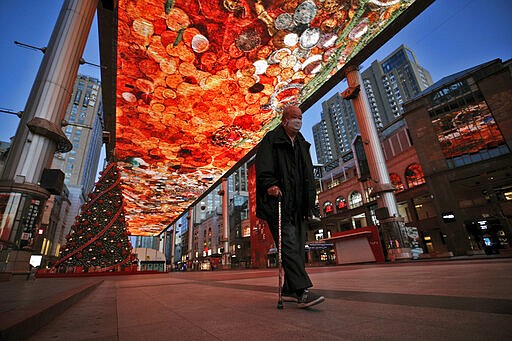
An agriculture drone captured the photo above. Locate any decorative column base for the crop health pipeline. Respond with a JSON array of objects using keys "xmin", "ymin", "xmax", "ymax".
[
  {"xmin": 386, "ymin": 248, "xmax": 412, "ymax": 262},
  {"xmin": 221, "ymin": 253, "xmax": 231, "ymax": 270},
  {"xmin": 380, "ymin": 217, "xmax": 411, "ymax": 261}
]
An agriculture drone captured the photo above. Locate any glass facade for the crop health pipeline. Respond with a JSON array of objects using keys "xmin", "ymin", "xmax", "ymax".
[
  {"xmin": 428, "ymin": 78, "xmax": 509, "ymax": 168},
  {"xmin": 0, "ymin": 193, "xmax": 44, "ymax": 250},
  {"xmin": 382, "ymin": 49, "xmax": 407, "ymax": 73}
]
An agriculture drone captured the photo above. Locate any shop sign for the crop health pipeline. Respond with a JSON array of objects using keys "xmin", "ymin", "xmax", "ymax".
[{"xmin": 442, "ymin": 212, "xmax": 456, "ymax": 222}]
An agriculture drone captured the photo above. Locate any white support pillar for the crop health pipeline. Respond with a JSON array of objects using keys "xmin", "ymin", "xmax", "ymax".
[
  {"xmin": 221, "ymin": 178, "xmax": 230, "ymax": 269},
  {"xmin": 344, "ymin": 66, "xmax": 398, "ymax": 215},
  {"xmin": 344, "ymin": 65, "xmax": 411, "ymax": 260},
  {"xmin": 170, "ymin": 224, "xmax": 176, "ymax": 265},
  {"xmin": 187, "ymin": 208, "xmax": 194, "ymax": 262}
]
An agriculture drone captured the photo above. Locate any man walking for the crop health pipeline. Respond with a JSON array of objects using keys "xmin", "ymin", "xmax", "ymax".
[{"xmin": 255, "ymin": 105, "xmax": 325, "ymax": 308}]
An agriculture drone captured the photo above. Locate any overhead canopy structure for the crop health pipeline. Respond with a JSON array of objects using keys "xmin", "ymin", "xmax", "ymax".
[{"xmin": 97, "ymin": 0, "xmax": 433, "ymax": 236}]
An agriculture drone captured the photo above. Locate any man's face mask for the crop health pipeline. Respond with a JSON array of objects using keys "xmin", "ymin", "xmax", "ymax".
[{"xmin": 285, "ymin": 118, "xmax": 302, "ymax": 132}]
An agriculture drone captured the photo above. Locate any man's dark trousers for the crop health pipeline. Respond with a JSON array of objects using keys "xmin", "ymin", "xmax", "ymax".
[{"xmin": 269, "ymin": 212, "xmax": 312, "ymax": 293}]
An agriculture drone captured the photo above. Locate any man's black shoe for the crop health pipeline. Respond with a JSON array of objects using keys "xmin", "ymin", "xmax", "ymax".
[{"xmin": 297, "ymin": 290, "xmax": 325, "ymax": 308}]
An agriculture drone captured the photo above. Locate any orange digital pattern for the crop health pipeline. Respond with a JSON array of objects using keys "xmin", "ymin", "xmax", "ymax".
[{"xmin": 115, "ymin": 0, "xmax": 415, "ymax": 235}]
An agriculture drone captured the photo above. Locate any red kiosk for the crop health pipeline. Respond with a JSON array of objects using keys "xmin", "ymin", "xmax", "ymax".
[{"xmin": 326, "ymin": 226, "xmax": 385, "ymax": 265}]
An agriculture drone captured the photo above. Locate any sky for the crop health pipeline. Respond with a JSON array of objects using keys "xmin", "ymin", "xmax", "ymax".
[{"xmin": 0, "ymin": 0, "xmax": 511, "ymax": 165}]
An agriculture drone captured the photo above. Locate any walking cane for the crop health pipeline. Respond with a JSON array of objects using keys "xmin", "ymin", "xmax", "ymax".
[{"xmin": 277, "ymin": 196, "xmax": 283, "ymax": 310}]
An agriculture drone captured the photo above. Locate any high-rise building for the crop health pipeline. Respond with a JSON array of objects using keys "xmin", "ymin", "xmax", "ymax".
[
  {"xmin": 49, "ymin": 74, "xmax": 104, "ymax": 256},
  {"xmin": 313, "ymin": 92, "xmax": 360, "ymax": 166},
  {"xmin": 361, "ymin": 44, "xmax": 433, "ymax": 127},
  {"xmin": 315, "ymin": 58, "xmax": 511, "ymax": 261},
  {"xmin": 312, "ymin": 121, "xmax": 334, "ymax": 165},
  {"xmin": 0, "ymin": 140, "xmax": 11, "ymax": 177},
  {"xmin": 53, "ymin": 75, "xmax": 103, "ymax": 189},
  {"xmin": 313, "ymin": 45, "xmax": 432, "ymax": 167}
]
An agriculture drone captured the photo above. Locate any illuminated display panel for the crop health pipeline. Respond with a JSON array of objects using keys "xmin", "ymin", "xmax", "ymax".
[{"xmin": 116, "ymin": 0, "xmax": 419, "ymax": 235}]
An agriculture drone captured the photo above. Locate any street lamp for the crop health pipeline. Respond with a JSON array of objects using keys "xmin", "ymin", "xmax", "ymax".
[
  {"xmin": 15, "ymin": 40, "xmax": 106, "ymax": 69},
  {"xmin": 0, "ymin": 108, "xmax": 23, "ymax": 118},
  {"xmin": 62, "ymin": 119, "xmax": 110, "ymax": 145},
  {"xmin": 61, "ymin": 119, "xmax": 93, "ymax": 130}
]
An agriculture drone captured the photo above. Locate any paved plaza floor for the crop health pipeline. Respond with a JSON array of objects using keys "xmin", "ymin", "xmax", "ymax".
[{"xmin": 1, "ymin": 258, "xmax": 512, "ymax": 340}]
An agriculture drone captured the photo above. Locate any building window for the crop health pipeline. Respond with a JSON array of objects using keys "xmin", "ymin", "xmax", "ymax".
[
  {"xmin": 323, "ymin": 201, "xmax": 334, "ymax": 216},
  {"xmin": 348, "ymin": 191, "xmax": 363, "ymax": 209},
  {"xmin": 389, "ymin": 173, "xmax": 405, "ymax": 192},
  {"xmin": 327, "ymin": 177, "xmax": 340, "ymax": 189},
  {"xmin": 405, "ymin": 163, "xmax": 425, "ymax": 188},
  {"xmin": 429, "ymin": 80, "xmax": 470, "ymax": 106},
  {"xmin": 74, "ymin": 89, "xmax": 82, "ymax": 104},
  {"xmin": 382, "ymin": 49, "xmax": 406, "ymax": 73},
  {"xmin": 335, "ymin": 196, "xmax": 347, "ymax": 212},
  {"xmin": 414, "ymin": 195, "xmax": 437, "ymax": 220},
  {"xmin": 503, "ymin": 190, "xmax": 512, "ymax": 201}
]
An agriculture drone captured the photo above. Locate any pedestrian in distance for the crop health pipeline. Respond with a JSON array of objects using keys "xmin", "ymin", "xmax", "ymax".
[{"xmin": 255, "ymin": 105, "xmax": 325, "ymax": 309}]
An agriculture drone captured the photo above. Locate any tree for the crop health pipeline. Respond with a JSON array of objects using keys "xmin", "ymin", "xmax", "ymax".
[{"xmin": 53, "ymin": 162, "xmax": 134, "ymax": 272}]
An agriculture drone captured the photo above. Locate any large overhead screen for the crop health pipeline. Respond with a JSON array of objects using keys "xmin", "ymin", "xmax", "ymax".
[{"xmin": 115, "ymin": 0, "xmax": 426, "ymax": 236}]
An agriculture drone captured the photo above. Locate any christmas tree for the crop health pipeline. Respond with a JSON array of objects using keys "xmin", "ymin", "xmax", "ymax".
[{"xmin": 53, "ymin": 162, "xmax": 134, "ymax": 272}]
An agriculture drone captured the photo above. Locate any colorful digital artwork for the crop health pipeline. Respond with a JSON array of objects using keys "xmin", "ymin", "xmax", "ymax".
[{"xmin": 115, "ymin": 0, "xmax": 421, "ymax": 235}]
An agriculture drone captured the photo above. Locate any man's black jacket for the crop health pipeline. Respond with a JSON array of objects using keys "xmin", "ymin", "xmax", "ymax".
[{"xmin": 255, "ymin": 124, "xmax": 316, "ymax": 224}]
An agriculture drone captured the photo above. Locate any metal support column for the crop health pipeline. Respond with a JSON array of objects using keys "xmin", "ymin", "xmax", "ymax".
[
  {"xmin": 0, "ymin": 0, "xmax": 97, "ymax": 271},
  {"xmin": 2, "ymin": 0, "xmax": 96, "ymax": 183},
  {"xmin": 343, "ymin": 65, "xmax": 411, "ymax": 260}
]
